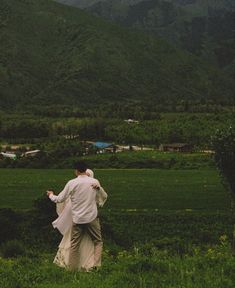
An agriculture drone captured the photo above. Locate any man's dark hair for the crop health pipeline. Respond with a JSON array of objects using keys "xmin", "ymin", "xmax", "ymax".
[{"xmin": 74, "ymin": 161, "xmax": 87, "ymax": 173}]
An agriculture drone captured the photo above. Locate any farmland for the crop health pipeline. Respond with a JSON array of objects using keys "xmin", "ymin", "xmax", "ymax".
[
  {"xmin": 0, "ymin": 168, "xmax": 230, "ymax": 210},
  {"xmin": 0, "ymin": 167, "xmax": 234, "ymax": 287}
]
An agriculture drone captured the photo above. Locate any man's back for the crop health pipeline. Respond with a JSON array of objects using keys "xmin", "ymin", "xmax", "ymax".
[
  {"xmin": 49, "ymin": 175, "xmax": 100, "ymax": 224},
  {"xmin": 69, "ymin": 175, "xmax": 99, "ymax": 224}
]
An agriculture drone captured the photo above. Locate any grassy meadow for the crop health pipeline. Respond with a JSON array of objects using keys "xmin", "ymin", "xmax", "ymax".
[
  {"xmin": 1, "ymin": 244, "xmax": 235, "ymax": 288},
  {"xmin": 0, "ymin": 168, "xmax": 230, "ymax": 210},
  {"xmin": 0, "ymin": 167, "xmax": 234, "ymax": 287}
]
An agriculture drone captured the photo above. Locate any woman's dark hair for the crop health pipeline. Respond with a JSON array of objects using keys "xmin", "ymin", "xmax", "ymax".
[{"xmin": 74, "ymin": 161, "xmax": 88, "ymax": 173}]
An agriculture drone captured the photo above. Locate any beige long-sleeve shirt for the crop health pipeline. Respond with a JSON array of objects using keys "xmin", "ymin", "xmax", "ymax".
[{"xmin": 49, "ymin": 175, "xmax": 100, "ymax": 224}]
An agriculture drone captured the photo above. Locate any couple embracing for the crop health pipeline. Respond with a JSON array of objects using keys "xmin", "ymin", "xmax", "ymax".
[{"xmin": 47, "ymin": 161, "xmax": 107, "ymax": 271}]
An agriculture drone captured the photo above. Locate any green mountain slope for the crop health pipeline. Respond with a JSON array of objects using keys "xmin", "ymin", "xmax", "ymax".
[
  {"xmin": 87, "ymin": 0, "xmax": 235, "ymax": 71},
  {"xmin": 0, "ymin": 0, "xmax": 234, "ymax": 111},
  {"xmin": 55, "ymin": 0, "xmax": 144, "ymax": 8},
  {"xmin": 55, "ymin": 0, "xmax": 103, "ymax": 8}
]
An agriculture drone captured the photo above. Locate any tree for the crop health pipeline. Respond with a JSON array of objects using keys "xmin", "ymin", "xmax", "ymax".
[{"xmin": 212, "ymin": 126, "xmax": 235, "ymax": 253}]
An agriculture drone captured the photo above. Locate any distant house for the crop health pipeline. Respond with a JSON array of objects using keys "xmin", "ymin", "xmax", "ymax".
[
  {"xmin": 116, "ymin": 145, "xmax": 154, "ymax": 152},
  {"xmin": 124, "ymin": 119, "xmax": 139, "ymax": 124},
  {"xmin": 115, "ymin": 145, "xmax": 134, "ymax": 152},
  {"xmin": 62, "ymin": 134, "xmax": 79, "ymax": 140},
  {"xmin": 93, "ymin": 142, "xmax": 116, "ymax": 153},
  {"xmin": 1, "ymin": 145, "xmax": 30, "ymax": 152},
  {"xmin": 159, "ymin": 143, "xmax": 193, "ymax": 152},
  {"xmin": 0, "ymin": 152, "xmax": 17, "ymax": 160},
  {"xmin": 24, "ymin": 150, "xmax": 41, "ymax": 157},
  {"xmin": 1, "ymin": 145, "xmax": 20, "ymax": 151}
]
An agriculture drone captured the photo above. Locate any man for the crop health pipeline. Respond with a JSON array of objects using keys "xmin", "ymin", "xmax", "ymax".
[{"xmin": 47, "ymin": 161, "xmax": 103, "ymax": 271}]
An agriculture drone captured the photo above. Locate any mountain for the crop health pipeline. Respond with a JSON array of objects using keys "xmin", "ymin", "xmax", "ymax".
[
  {"xmin": 87, "ymin": 0, "xmax": 235, "ymax": 72},
  {"xmin": 55, "ymin": 0, "xmax": 103, "ymax": 8},
  {"xmin": 55, "ymin": 0, "xmax": 144, "ymax": 8},
  {"xmin": 0, "ymin": 0, "xmax": 234, "ymax": 111}
]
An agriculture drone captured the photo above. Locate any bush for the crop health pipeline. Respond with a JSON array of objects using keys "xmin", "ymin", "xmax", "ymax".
[
  {"xmin": 0, "ymin": 240, "xmax": 26, "ymax": 258},
  {"xmin": 213, "ymin": 126, "xmax": 235, "ymax": 193},
  {"xmin": 212, "ymin": 126, "xmax": 235, "ymax": 252},
  {"xmin": 0, "ymin": 209, "xmax": 22, "ymax": 243}
]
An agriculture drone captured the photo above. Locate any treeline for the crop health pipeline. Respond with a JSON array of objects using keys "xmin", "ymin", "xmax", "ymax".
[
  {"xmin": 0, "ymin": 148, "xmax": 215, "ymax": 169},
  {"xmin": 13, "ymin": 102, "xmax": 235, "ymax": 119},
  {"xmin": 0, "ymin": 120, "xmax": 50, "ymax": 140},
  {"xmin": 0, "ymin": 112, "xmax": 234, "ymax": 147}
]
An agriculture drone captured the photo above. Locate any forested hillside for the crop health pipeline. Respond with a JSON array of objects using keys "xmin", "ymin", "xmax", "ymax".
[
  {"xmin": 87, "ymin": 0, "xmax": 235, "ymax": 75},
  {"xmin": 55, "ymin": 0, "xmax": 144, "ymax": 8},
  {"xmin": 55, "ymin": 0, "xmax": 102, "ymax": 8},
  {"xmin": 0, "ymin": 0, "xmax": 234, "ymax": 112}
]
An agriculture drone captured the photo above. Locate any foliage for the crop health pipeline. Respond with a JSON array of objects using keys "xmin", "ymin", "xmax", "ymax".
[
  {"xmin": 87, "ymin": 0, "xmax": 235, "ymax": 74},
  {"xmin": 0, "ymin": 150, "xmax": 215, "ymax": 169},
  {"xmin": 1, "ymin": 112, "xmax": 235, "ymax": 151},
  {"xmin": 212, "ymin": 126, "xmax": 235, "ymax": 194},
  {"xmin": 56, "ymin": 0, "xmax": 103, "ymax": 8},
  {"xmin": 79, "ymin": 151, "xmax": 215, "ymax": 169},
  {"xmin": 100, "ymin": 210, "xmax": 232, "ymax": 249},
  {"xmin": 0, "ymin": 120, "xmax": 50, "ymax": 139},
  {"xmin": 0, "ymin": 240, "xmax": 26, "ymax": 258},
  {"xmin": 0, "ymin": 0, "xmax": 234, "ymax": 111},
  {"xmin": 1, "ymin": 242, "xmax": 235, "ymax": 288},
  {"xmin": 0, "ymin": 209, "xmax": 23, "ymax": 244},
  {"xmin": 0, "ymin": 206, "xmax": 232, "ymax": 253}
]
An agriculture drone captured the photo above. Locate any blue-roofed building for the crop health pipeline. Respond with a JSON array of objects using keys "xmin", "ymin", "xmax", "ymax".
[{"xmin": 93, "ymin": 142, "xmax": 116, "ymax": 153}]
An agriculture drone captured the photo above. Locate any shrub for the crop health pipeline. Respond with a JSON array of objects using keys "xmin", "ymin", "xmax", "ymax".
[
  {"xmin": 0, "ymin": 240, "xmax": 26, "ymax": 258},
  {"xmin": 213, "ymin": 126, "xmax": 235, "ymax": 192},
  {"xmin": 212, "ymin": 126, "xmax": 235, "ymax": 252},
  {"xmin": 0, "ymin": 209, "xmax": 21, "ymax": 243}
]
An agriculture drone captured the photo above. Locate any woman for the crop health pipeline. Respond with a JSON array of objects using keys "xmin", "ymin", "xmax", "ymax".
[{"xmin": 52, "ymin": 169, "xmax": 107, "ymax": 271}]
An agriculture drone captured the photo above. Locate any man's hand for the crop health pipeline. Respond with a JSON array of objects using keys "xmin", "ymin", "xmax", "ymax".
[
  {"xmin": 91, "ymin": 184, "xmax": 100, "ymax": 190},
  {"xmin": 47, "ymin": 190, "xmax": 54, "ymax": 197}
]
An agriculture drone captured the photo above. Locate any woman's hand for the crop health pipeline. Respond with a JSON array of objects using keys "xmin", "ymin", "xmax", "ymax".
[{"xmin": 47, "ymin": 190, "xmax": 54, "ymax": 197}]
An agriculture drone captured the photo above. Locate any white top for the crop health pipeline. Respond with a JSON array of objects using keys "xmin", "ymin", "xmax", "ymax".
[
  {"xmin": 52, "ymin": 187, "xmax": 107, "ymax": 235},
  {"xmin": 49, "ymin": 175, "xmax": 100, "ymax": 224}
]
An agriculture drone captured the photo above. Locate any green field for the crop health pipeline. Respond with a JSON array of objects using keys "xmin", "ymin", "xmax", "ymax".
[
  {"xmin": 1, "ymin": 245, "xmax": 235, "ymax": 288},
  {"xmin": 0, "ymin": 168, "xmax": 230, "ymax": 210},
  {"xmin": 1, "ymin": 168, "xmax": 234, "ymax": 288}
]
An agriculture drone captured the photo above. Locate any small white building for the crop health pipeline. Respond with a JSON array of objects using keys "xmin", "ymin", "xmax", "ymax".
[
  {"xmin": 24, "ymin": 150, "xmax": 41, "ymax": 157},
  {"xmin": 0, "ymin": 152, "xmax": 17, "ymax": 160},
  {"xmin": 124, "ymin": 119, "xmax": 139, "ymax": 124}
]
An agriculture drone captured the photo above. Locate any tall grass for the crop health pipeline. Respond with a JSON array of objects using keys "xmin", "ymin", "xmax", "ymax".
[{"xmin": 1, "ymin": 241, "xmax": 235, "ymax": 288}]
